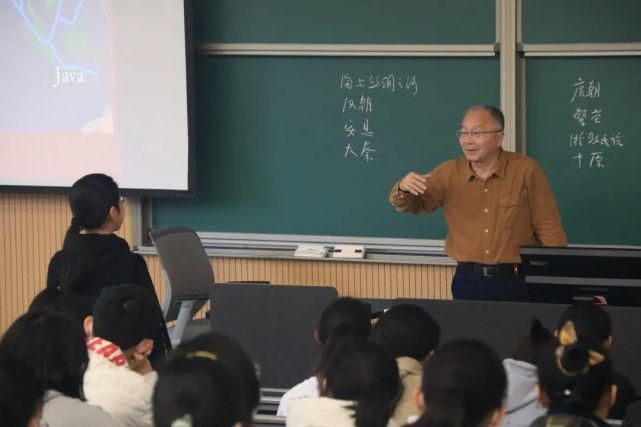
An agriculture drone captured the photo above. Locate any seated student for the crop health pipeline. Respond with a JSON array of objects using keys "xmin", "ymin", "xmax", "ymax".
[
  {"xmin": 556, "ymin": 303, "xmax": 638, "ymax": 419},
  {"xmin": 166, "ymin": 333, "xmax": 260, "ymax": 427},
  {"xmin": 0, "ymin": 310, "xmax": 119, "ymax": 427},
  {"xmin": 153, "ymin": 351, "xmax": 243, "ymax": 427},
  {"xmin": 277, "ymin": 297, "xmax": 372, "ymax": 416},
  {"xmin": 45, "ymin": 173, "xmax": 170, "ymax": 364},
  {"xmin": 371, "ymin": 304, "xmax": 440, "ymax": 425},
  {"xmin": 83, "ymin": 283, "xmax": 165, "ymax": 427},
  {"xmin": 501, "ymin": 318, "xmax": 552, "ymax": 426},
  {"xmin": 287, "ymin": 340, "xmax": 401, "ymax": 427},
  {"xmin": 408, "ymin": 339, "xmax": 507, "ymax": 427},
  {"xmin": 0, "ymin": 351, "xmax": 44, "ymax": 427},
  {"xmin": 532, "ymin": 321, "xmax": 616, "ymax": 427}
]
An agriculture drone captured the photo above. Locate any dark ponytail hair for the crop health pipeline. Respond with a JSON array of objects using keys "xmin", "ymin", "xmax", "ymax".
[
  {"xmin": 317, "ymin": 297, "xmax": 371, "ymax": 344},
  {"xmin": 0, "ymin": 351, "xmax": 44, "ymax": 427},
  {"xmin": 0, "ymin": 310, "xmax": 89, "ymax": 401},
  {"xmin": 316, "ymin": 323, "xmax": 362, "ymax": 382},
  {"xmin": 170, "ymin": 333, "xmax": 260, "ymax": 426},
  {"xmin": 314, "ymin": 297, "xmax": 371, "ymax": 379},
  {"xmin": 411, "ymin": 339, "xmax": 506, "ymax": 427},
  {"xmin": 60, "ymin": 173, "xmax": 120, "ymax": 291},
  {"xmin": 536, "ymin": 321, "xmax": 613, "ymax": 414},
  {"xmin": 324, "ymin": 340, "xmax": 401, "ymax": 427},
  {"xmin": 154, "ymin": 353, "xmax": 242, "ymax": 427}
]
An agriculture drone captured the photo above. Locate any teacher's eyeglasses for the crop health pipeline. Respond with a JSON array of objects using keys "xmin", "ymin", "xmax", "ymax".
[{"xmin": 456, "ymin": 129, "xmax": 503, "ymax": 139}]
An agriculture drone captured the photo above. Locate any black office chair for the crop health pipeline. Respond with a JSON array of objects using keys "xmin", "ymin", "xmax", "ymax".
[
  {"xmin": 149, "ymin": 226, "xmax": 218, "ymax": 347},
  {"xmin": 150, "ymin": 226, "xmax": 270, "ymax": 347}
]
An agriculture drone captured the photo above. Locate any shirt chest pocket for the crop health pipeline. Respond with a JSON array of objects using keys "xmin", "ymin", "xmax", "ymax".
[
  {"xmin": 499, "ymin": 189, "xmax": 526, "ymax": 208},
  {"xmin": 498, "ymin": 189, "xmax": 529, "ymax": 228}
]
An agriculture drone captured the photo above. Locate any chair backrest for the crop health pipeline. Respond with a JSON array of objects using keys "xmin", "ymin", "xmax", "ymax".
[
  {"xmin": 149, "ymin": 226, "xmax": 214, "ymax": 322},
  {"xmin": 209, "ymin": 284, "xmax": 338, "ymax": 388}
]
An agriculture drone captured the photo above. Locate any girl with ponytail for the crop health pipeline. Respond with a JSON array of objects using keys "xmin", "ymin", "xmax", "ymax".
[
  {"xmin": 48, "ymin": 174, "xmax": 142, "ymax": 295},
  {"xmin": 287, "ymin": 339, "xmax": 401, "ymax": 427},
  {"xmin": 278, "ymin": 297, "xmax": 372, "ymax": 416},
  {"xmin": 409, "ymin": 339, "xmax": 506, "ymax": 427},
  {"xmin": 44, "ymin": 173, "xmax": 170, "ymax": 364},
  {"xmin": 531, "ymin": 321, "xmax": 615, "ymax": 427}
]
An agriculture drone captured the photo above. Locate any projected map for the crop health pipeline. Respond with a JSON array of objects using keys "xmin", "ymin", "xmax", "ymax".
[{"xmin": 1, "ymin": 0, "xmax": 112, "ymax": 132}]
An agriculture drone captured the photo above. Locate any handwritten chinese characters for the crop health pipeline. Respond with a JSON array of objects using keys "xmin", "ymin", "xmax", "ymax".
[
  {"xmin": 569, "ymin": 77, "xmax": 623, "ymax": 169},
  {"xmin": 340, "ymin": 73, "xmax": 418, "ymax": 163}
]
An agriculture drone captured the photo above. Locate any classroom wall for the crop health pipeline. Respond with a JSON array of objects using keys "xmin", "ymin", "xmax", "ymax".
[{"xmin": 0, "ymin": 192, "xmax": 453, "ymax": 334}]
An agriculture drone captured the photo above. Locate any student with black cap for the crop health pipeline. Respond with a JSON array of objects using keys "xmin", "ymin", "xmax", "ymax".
[{"xmin": 83, "ymin": 283, "xmax": 164, "ymax": 427}]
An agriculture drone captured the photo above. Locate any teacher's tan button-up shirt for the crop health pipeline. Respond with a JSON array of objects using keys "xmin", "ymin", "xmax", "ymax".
[{"xmin": 389, "ymin": 150, "xmax": 567, "ymax": 264}]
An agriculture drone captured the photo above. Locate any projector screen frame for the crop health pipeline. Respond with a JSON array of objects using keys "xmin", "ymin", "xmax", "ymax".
[{"xmin": 0, "ymin": 0, "xmax": 197, "ymax": 198}]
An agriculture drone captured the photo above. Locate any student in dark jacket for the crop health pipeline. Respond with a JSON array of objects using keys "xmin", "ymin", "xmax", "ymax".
[
  {"xmin": 45, "ymin": 173, "xmax": 171, "ymax": 365},
  {"xmin": 46, "ymin": 174, "xmax": 152, "ymax": 297}
]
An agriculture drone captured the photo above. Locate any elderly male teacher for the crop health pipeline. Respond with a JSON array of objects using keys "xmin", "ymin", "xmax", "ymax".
[{"xmin": 389, "ymin": 105, "xmax": 567, "ymax": 301}]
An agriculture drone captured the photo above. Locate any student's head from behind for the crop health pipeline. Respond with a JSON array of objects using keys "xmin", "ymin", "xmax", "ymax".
[
  {"xmin": 511, "ymin": 318, "xmax": 553, "ymax": 365},
  {"xmin": 60, "ymin": 173, "xmax": 124, "ymax": 291},
  {"xmin": 415, "ymin": 339, "xmax": 506, "ymax": 427},
  {"xmin": 314, "ymin": 297, "xmax": 372, "ymax": 380},
  {"xmin": 323, "ymin": 340, "xmax": 401, "ymax": 427},
  {"xmin": 0, "ymin": 351, "xmax": 44, "ymax": 427},
  {"xmin": 0, "ymin": 309, "xmax": 88, "ymax": 400},
  {"xmin": 28, "ymin": 287, "xmax": 94, "ymax": 328},
  {"xmin": 316, "ymin": 296, "xmax": 372, "ymax": 345},
  {"xmin": 154, "ymin": 351, "xmax": 243, "ymax": 427},
  {"xmin": 536, "ymin": 321, "xmax": 615, "ymax": 418},
  {"xmin": 556, "ymin": 303, "xmax": 612, "ymax": 348},
  {"xmin": 371, "ymin": 303, "xmax": 440, "ymax": 361},
  {"xmin": 87, "ymin": 284, "xmax": 162, "ymax": 369},
  {"xmin": 170, "ymin": 333, "xmax": 260, "ymax": 426},
  {"xmin": 68, "ymin": 173, "xmax": 123, "ymax": 233}
]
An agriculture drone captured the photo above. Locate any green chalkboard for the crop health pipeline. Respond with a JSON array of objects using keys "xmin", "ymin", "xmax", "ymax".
[
  {"xmin": 522, "ymin": 0, "xmax": 641, "ymax": 44},
  {"xmin": 153, "ymin": 56, "xmax": 499, "ymax": 238},
  {"xmin": 525, "ymin": 57, "xmax": 641, "ymax": 246},
  {"xmin": 193, "ymin": 0, "xmax": 495, "ymax": 44}
]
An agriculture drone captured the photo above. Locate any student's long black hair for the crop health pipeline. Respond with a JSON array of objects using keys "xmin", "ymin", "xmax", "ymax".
[
  {"xmin": 154, "ymin": 353, "xmax": 242, "ymax": 427},
  {"xmin": 411, "ymin": 339, "xmax": 506, "ymax": 427},
  {"xmin": 323, "ymin": 340, "xmax": 401, "ymax": 427},
  {"xmin": 59, "ymin": 173, "xmax": 120, "ymax": 291},
  {"xmin": 170, "ymin": 333, "xmax": 260, "ymax": 427},
  {"xmin": 0, "ymin": 351, "xmax": 44, "ymax": 427},
  {"xmin": 0, "ymin": 310, "xmax": 89, "ymax": 400},
  {"xmin": 314, "ymin": 297, "xmax": 371, "ymax": 380}
]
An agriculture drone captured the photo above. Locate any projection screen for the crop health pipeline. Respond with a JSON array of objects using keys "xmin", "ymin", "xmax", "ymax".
[{"xmin": 0, "ymin": 0, "xmax": 194, "ymax": 195}]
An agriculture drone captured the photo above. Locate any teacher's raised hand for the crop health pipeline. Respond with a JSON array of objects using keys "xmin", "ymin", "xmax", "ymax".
[{"xmin": 399, "ymin": 172, "xmax": 431, "ymax": 196}]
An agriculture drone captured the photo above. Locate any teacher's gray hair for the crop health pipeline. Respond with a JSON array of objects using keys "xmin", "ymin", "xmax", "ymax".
[{"xmin": 465, "ymin": 105, "xmax": 504, "ymax": 131}]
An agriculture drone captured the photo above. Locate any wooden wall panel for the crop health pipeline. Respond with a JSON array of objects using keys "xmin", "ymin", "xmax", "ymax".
[{"xmin": 143, "ymin": 255, "xmax": 454, "ymax": 314}]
